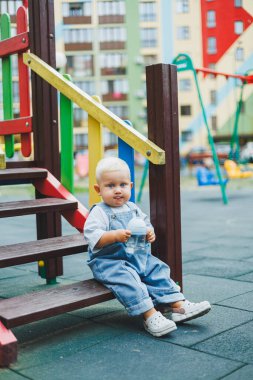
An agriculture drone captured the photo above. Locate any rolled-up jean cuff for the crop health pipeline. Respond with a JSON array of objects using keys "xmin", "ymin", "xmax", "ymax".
[
  {"xmin": 126, "ymin": 297, "xmax": 154, "ymax": 316},
  {"xmin": 153, "ymin": 293, "xmax": 185, "ymax": 306}
]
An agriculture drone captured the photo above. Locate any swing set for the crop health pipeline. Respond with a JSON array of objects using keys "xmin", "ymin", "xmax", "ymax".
[{"xmin": 138, "ymin": 53, "xmax": 253, "ymax": 205}]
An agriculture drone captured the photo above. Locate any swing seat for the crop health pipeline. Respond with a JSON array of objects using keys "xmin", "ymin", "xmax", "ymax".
[
  {"xmin": 224, "ymin": 160, "xmax": 253, "ymax": 179},
  {"xmin": 196, "ymin": 167, "xmax": 228, "ymax": 186}
]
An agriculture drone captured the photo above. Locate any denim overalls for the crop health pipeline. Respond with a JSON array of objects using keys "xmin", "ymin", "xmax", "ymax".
[{"xmin": 87, "ymin": 202, "xmax": 184, "ymax": 316}]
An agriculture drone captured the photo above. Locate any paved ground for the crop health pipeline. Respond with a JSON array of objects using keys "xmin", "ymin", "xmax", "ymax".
[{"xmin": 0, "ymin": 182, "xmax": 253, "ymax": 379}]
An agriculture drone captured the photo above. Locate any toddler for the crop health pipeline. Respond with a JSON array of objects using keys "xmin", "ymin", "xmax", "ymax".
[{"xmin": 84, "ymin": 157, "xmax": 211, "ymax": 337}]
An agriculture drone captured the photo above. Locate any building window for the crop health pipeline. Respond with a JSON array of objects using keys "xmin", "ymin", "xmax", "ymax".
[
  {"xmin": 207, "ymin": 37, "xmax": 217, "ymax": 54},
  {"xmin": 0, "ymin": 1, "xmax": 22, "ymax": 15},
  {"xmin": 235, "ymin": 47, "xmax": 244, "ymax": 61},
  {"xmin": 234, "ymin": 21, "xmax": 244, "ymax": 35},
  {"xmin": 108, "ymin": 105, "xmax": 128, "ymax": 119},
  {"xmin": 140, "ymin": 28, "xmax": 157, "ymax": 48},
  {"xmin": 234, "ymin": 0, "xmax": 243, "ymax": 7},
  {"xmin": 176, "ymin": 0, "xmax": 189, "ymax": 13},
  {"xmin": 177, "ymin": 26, "xmax": 190, "ymax": 40},
  {"xmin": 74, "ymin": 108, "xmax": 88, "ymax": 126},
  {"xmin": 181, "ymin": 130, "xmax": 193, "ymax": 142},
  {"xmin": 69, "ymin": 3, "xmax": 83, "ymax": 16},
  {"xmin": 208, "ymin": 63, "xmax": 217, "ymax": 79},
  {"xmin": 139, "ymin": 2, "xmax": 156, "ymax": 22},
  {"xmin": 207, "ymin": 10, "xmax": 216, "ymax": 27},
  {"xmin": 98, "ymin": 1, "xmax": 125, "ymax": 16},
  {"xmin": 180, "ymin": 105, "xmax": 191, "ymax": 116},
  {"xmin": 210, "ymin": 90, "xmax": 217, "ymax": 105},
  {"xmin": 101, "ymin": 79, "xmax": 129, "ymax": 95},
  {"xmin": 179, "ymin": 78, "xmax": 191, "ymax": 91},
  {"xmin": 99, "ymin": 27, "xmax": 126, "ymax": 42},
  {"xmin": 74, "ymin": 132, "xmax": 88, "ymax": 149},
  {"xmin": 74, "ymin": 80, "xmax": 95, "ymax": 94},
  {"xmin": 13, "ymin": 81, "xmax": 20, "ymax": 104},
  {"xmin": 64, "ymin": 28, "xmax": 93, "ymax": 43},
  {"xmin": 100, "ymin": 53, "xmax": 127, "ymax": 74},
  {"xmin": 66, "ymin": 55, "xmax": 93, "ymax": 77},
  {"xmin": 62, "ymin": 1, "xmax": 92, "ymax": 17},
  {"xmin": 211, "ymin": 116, "xmax": 217, "ymax": 132}
]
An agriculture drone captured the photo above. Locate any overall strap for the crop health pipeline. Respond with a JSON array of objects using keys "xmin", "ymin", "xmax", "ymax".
[
  {"xmin": 93, "ymin": 202, "xmax": 115, "ymax": 216},
  {"xmin": 126, "ymin": 201, "xmax": 141, "ymax": 217}
]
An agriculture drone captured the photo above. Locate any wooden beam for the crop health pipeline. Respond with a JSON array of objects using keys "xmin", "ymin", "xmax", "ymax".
[
  {"xmin": 28, "ymin": 0, "xmax": 62, "ymax": 280},
  {"xmin": 0, "ymin": 116, "xmax": 32, "ymax": 135},
  {"xmin": 146, "ymin": 64, "xmax": 182, "ymax": 287},
  {"xmin": 0, "ymin": 32, "xmax": 29, "ymax": 58},
  {"xmin": 23, "ymin": 52, "xmax": 165, "ymax": 165}
]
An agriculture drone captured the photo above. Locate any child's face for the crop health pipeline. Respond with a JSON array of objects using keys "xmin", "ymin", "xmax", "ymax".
[{"xmin": 94, "ymin": 170, "xmax": 133, "ymax": 207}]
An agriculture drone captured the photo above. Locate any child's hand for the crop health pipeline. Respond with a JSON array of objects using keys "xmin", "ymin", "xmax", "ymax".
[
  {"xmin": 115, "ymin": 229, "xmax": 131, "ymax": 243},
  {"xmin": 146, "ymin": 228, "xmax": 156, "ymax": 243}
]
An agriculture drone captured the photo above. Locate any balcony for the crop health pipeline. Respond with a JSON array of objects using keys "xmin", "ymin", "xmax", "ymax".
[
  {"xmin": 99, "ymin": 15, "xmax": 124, "ymax": 24},
  {"xmin": 101, "ymin": 67, "xmax": 126, "ymax": 76},
  {"xmin": 63, "ymin": 16, "xmax": 92, "ymax": 25},
  {"xmin": 102, "ymin": 93, "xmax": 127, "ymax": 102},
  {"xmin": 65, "ymin": 42, "xmax": 93, "ymax": 51},
  {"xmin": 100, "ymin": 41, "xmax": 125, "ymax": 50}
]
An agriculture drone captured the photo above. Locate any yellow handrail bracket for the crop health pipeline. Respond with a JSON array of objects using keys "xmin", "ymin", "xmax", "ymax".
[{"xmin": 23, "ymin": 52, "xmax": 165, "ymax": 165}]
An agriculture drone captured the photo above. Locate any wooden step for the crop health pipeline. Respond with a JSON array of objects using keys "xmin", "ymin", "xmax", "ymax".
[
  {"xmin": 0, "ymin": 234, "xmax": 87, "ymax": 268},
  {"xmin": 0, "ymin": 168, "xmax": 48, "ymax": 185},
  {"xmin": 0, "ymin": 280, "xmax": 114, "ymax": 328},
  {"xmin": 0, "ymin": 198, "xmax": 78, "ymax": 218}
]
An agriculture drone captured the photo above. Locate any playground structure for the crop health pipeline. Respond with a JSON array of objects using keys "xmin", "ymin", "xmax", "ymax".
[
  {"xmin": 172, "ymin": 53, "xmax": 253, "ymax": 204},
  {"xmin": 196, "ymin": 166, "xmax": 229, "ymax": 187},
  {"xmin": 0, "ymin": 0, "xmax": 182, "ymax": 366},
  {"xmin": 224, "ymin": 159, "xmax": 253, "ymax": 179}
]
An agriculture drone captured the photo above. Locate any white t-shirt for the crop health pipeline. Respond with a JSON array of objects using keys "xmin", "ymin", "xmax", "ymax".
[{"xmin": 84, "ymin": 203, "xmax": 153, "ymax": 253}]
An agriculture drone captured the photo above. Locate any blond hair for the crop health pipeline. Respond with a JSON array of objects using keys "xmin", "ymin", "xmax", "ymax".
[{"xmin": 96, "ymin": 157, "xmax": 130, "ymax": 183}]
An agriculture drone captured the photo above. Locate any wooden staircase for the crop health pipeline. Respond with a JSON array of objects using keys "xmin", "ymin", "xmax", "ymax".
[{"xmin": 0, "ymin": 167, "xmax": 114, "ymax": 367}]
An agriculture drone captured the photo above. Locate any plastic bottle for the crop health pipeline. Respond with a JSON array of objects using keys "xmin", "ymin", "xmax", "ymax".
[{"xmin": 126, "ymin": 217, "xmax": 147, "ymax": 254}]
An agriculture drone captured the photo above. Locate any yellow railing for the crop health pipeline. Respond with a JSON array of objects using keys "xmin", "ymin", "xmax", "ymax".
[{"xmin": 23, "ymin": 53, "xmax": 165, "ymax": 165}]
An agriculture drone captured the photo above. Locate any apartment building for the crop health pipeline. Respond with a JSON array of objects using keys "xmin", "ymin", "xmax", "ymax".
[
  {"xmin": 54, "ymin": 0, "xmax": 163, "ymax": 151},
  {"xmin": 172, "ymin": 0, "xmax": 253, "ymax": 153},
  {"xmin": 1, "ymin": 0, "xmax": 253, "ymax": 155}
]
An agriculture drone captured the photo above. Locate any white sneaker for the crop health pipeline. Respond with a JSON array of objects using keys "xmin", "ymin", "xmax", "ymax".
[
  {"xmin": 170, "ymin": 300, "xmax": 211, "ymax": 323},
  {"xmin": 144, "ymin": 311, "xmax": 177, "ymax": 337}
]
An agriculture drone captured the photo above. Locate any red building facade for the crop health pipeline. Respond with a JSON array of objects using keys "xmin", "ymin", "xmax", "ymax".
[{"xmin": 201, "ymin": 0, "xmax": 253, "ymax": 67}]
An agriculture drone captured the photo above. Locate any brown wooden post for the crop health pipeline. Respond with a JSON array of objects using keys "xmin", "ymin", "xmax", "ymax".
[
  {"xmin": 28, "ymin": 0, "xmax": 63, "ymax": 280},
  {"xmin": 146, "ymin": 64, "xmax": 182, "ymax": 287}
]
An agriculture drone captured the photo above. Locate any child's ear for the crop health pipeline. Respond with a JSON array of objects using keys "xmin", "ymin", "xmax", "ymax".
[
  {"xmin": 130, "ymin": 182, "xmax": 133, "ymax": 189},
  {"xmin": 94, "ymin": 184, "xmax": 100, "ymax": 194}
]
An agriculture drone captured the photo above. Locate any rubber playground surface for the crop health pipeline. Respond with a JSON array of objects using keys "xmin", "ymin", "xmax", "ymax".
[{"xmin": 0, "ymin": 180, "xmax": 253, "ymax": 380}]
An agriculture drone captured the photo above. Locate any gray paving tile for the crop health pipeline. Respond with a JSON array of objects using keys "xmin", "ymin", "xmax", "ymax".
[
  {"xmin": 244, "ymin": 256, "xmax": 253, "ymax": 262},
  {"xmin": 0, "ymin": 267, "xmax": 29, "ymax": 280},
  {"xmin": 183, "ymin": 244, "xmax": 252, "ymax": 260},
  {"xmin": 193, "ymin": 320, "xmax": 253, "ymax": 364},
  {"xmin": 13, "ymin": 313, "xmax": 87, "ymax": 344},
  {"xmin": 183, "ymin": 258, "xmax": 252, "ymax": 278},
  {"xmin": 234, "ymin": 272, "xmax": 253, "ymax": 282},
  {"xmin": 12, "ymin": 319, "xmax": 123, "ymax": 371},
  {"xmin": 182, "ymin": 274, "xmax": 253, "ymax": 304},
  {"xmin": 19, "ymin": 333, "xmax": 241, "ymax": 380},
  {"xmin": 182, "ymin": 241, "xmax": 210, "ymax": 254},
  {"xmin": 165, "ymin": 305, "xmax": 253, "ymax": 347},
  {"xmin": 217, "ymin": 290, "xmax": 253, "ymax": 312},
  {"xmin": 222, "ymin": 364, "xmax": 253, "ymax": 379},
  {"xmin": 91, "ymin": 305, "xmax": 253, "ymax": 348},
  {"xmin": 0, "ymin": 369, "xmax": 26, "ymax": 380}
]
